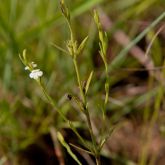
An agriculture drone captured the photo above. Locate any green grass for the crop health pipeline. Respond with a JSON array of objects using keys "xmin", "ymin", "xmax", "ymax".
[{"xmin": 0, "ymin": 0, "xmax": 165, "ymax": 164}]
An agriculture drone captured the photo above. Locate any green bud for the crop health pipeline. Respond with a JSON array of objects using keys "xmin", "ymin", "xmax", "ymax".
[
  {"xmin": 94, "ymin": 10, "xmax": 99, "ymax": 27},
  {"xmin": 67, "ymin": 40, "xmax": 74, "ymax": 56},
  {"xmin": 60, "ymin": 0, "xmax": 70, "ymax": 20}
]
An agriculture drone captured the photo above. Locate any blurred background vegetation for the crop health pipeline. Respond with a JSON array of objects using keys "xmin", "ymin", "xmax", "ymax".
[{"xmin": 0, "ymin": 0, "xmax": 165, "ymax": 164}]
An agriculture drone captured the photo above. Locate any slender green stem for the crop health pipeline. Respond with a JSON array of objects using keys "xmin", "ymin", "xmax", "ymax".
[
  {"xmin": 73, "ymin": 58, "xmax": 98, "ymax": 155},
  {"xmin": 37, "ymin": 79, "xmax": 92, "ymax": 150},
  {"xmin": 37, "ymin": 79, "xmax": 67, "ymax": 122},
  {"xmin": 64, "ymin": 7, "xmax": 100, "ymax": 163},
  {"xmin": 73, "ymin": 59, "xmax": 85, "ymax": 103},
  {"xmin": 102, "ymin": 61, "xmax": 109, "ymax": 121},
  {"xmin": 67, "ymin": 19, "xmax": 74, "ymax": 44}
]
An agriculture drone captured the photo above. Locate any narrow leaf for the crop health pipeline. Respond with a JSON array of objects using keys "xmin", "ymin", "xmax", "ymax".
[
  {"xmin": 69, "ymin": 122, "xmax": 93, "ymax": 152},
  {"xmin": 69, "ymin": 143, "xmax": 93, "ymax": 155},
  {"xmin": 77, "ymin": 36, "xmax": 88, "ymax": 55},
  {"xmin": 57, "ymin": 132, "xmax": 82, "ymax": 165},
  {"xmin": 22, "ymin": 49, "xmax": 27, "ymax": 61},
  {"xmin": 98, "ymin": 126, "xmax": 116, "ymax": 151},
  {"xmin": 85, "ymin": 71, "xmax": 93, "ymax": 94},
  {"xmin": 104, "ymin": 82, "xmax": 109, "ymax": 105},
  {"xmin": 51, "ymin": 42, "xmax": 69, "ymax": 54},
  {"xmin": 19, "ymin": 49, "xmax": 27, "ymax": 66}
]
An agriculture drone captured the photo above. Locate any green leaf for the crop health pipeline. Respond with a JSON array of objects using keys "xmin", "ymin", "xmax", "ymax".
[
  {"xmin": 69, "ymin": 143, "xmax": 93, "ymax": 155},
  {"xmin": 57, "ymin": 132, "xmax": 82, "ymax": 165},
  {"xmin": 51, "ymin": 42, "xmax": 69, "ymax": 55},
  {"xmin": 85, "ymin": 71, "xmax": 93, "ymax": 94},
  {"xmin": 98, "ymin": 125, "xmax": 116, "ymax": 151},
  {"xmin": 77, "ymin": 36, "xmax": 88, "ymax": 55},
  {"xmin": 104, "ymin": 82, "xmax": 109, "ymax": 105},
  {"xmin": 19, "ymin": 49, "xmax": 27, "ymax": 66}
]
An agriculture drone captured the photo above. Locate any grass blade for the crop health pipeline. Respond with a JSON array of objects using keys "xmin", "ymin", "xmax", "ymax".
[{"xmin": 108, "ymin": 12, "xmax": 165, "ymax": 72}]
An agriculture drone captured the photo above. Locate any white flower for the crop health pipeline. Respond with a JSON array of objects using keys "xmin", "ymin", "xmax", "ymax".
[
  {"xmin": 29, "ymin": 69, "xmax": 43, "ymax": 79},
  {"xmin": 31, "ymin": 62, "xmax": 37, "ymax": 68},
  {"xmin": 25, "ymin": 66, "xmax": 30, "ymax": 70},
  {"xmin": 24, "ymin": 62, "xmax": 37, "ymax": 70}
]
